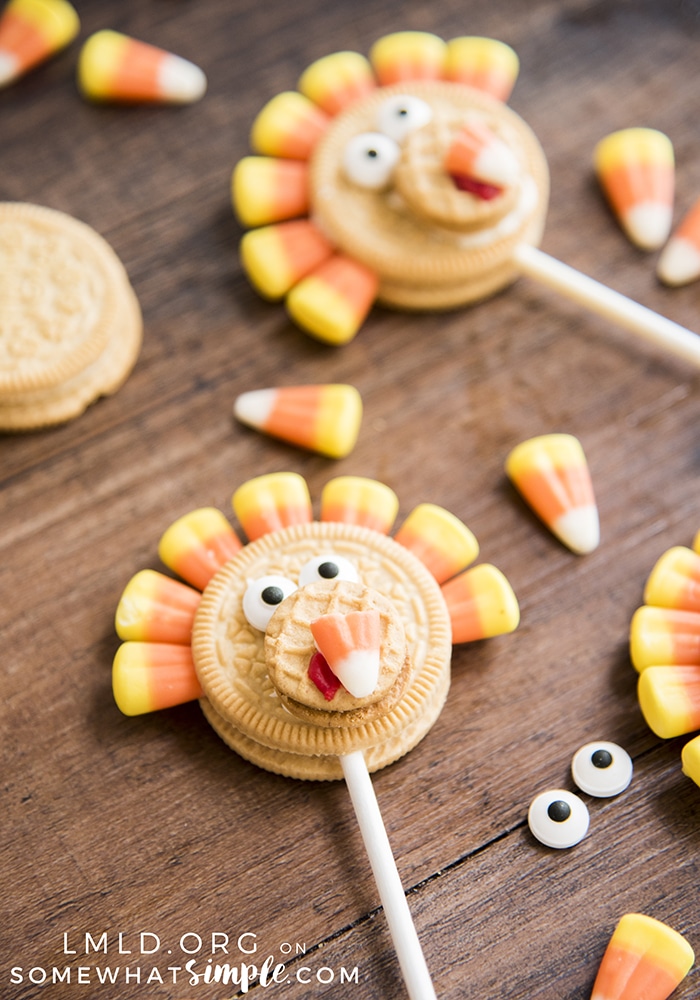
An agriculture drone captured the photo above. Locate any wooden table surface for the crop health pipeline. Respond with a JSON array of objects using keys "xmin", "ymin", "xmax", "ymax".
[{"xmin": 2, "ymin": 1, "xmax": 700, "ymax": 997}]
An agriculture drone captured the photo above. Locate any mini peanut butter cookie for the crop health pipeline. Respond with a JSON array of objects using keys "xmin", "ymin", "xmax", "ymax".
[
  {"xmin": 0, "ymin": 202, "xmax": 142, "ymax": 430},
  {"xmin": 112, "ymin": 474, "xmax": 522, "ymax": 780},
  {"xmin": 265, "ymin": 579, "xmax": 410, "ymax": 727},
  {"xmin": 231, "ymin": 32, "xmax": 549, "ymax": 343}
]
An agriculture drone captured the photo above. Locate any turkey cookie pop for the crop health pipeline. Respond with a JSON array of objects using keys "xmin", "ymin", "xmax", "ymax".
[
  {"xmin": 232, "ymin": 31, "xmax": 700, "ymax": 365},
  {"xmin": 112, "ymin": 473, "xmax": 520, "ymax": 1000}
]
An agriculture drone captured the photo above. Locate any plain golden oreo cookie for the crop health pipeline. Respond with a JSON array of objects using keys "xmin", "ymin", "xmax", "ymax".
[{"xmin": 0, "ymin": 202, "xmax": 142, "ymax": 430}]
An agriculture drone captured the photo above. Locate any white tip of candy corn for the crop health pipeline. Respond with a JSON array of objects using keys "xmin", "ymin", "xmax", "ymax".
[
  {"xmin": 158, "ymin": 52, "xmax": 207, "ymax": 103},
  {"xmin": 234, "ymin": 388, "xmax": 275, "ymax": 428},
  {"xmin": 657, "ymin": 236, "xmax": 700, "ymax": 287},
  {"xmin": 554, "ymin": 505, "xmax": 600, "ymax": 555},
  {"xmin": 624, "ymin": 202, "xmax": 673, "ymax": 253}
]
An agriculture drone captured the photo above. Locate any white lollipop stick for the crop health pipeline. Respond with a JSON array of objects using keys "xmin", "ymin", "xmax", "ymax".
[
  {"xmin": 513, "ymin": 243, "xmax": 700, "ymax": 368},
  {"xmin": 340, "ymin": 750, "xmax": 437, "ymax": 1000}
]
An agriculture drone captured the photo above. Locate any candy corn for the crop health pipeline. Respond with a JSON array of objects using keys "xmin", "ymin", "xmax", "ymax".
[
  {"xmin": 77, "ymin": 30, "xmax": 206, "ymax": 104},
  {"xmin": 593, "ymin": 128, "xmax": 674, "ymax": 251},
  {"xmin": 0, "ymin": 0, "xmax": 78, "ymax": 88},
  {"xmin": 369, "ymin": 31, "xmax": 446, "ymax": 85},
  {"xmin": 644, "ymin": 546, "xmax": 700, "ymax": 613},
  {"xmin": 444, "ymin": 119, "xmax": 520, "ymax": 188},
  {"xmin": 158, "ymin": 508, "xmax": 242, "ymax": 591},
  {"xmin": 286, "ymin": 254, "xmax": 379, "ymax": 345},
  {"xmin": 657, "ymin": 195, "xmax": 700, "ymax": 286},
  {"xmin": 113, "ymin": 641, "xmax": 202, "ymax": 716},
  {"xmin": 310, "ymin": 609, "xmax": 381, "ymax": 698},
  {"xmin": 321, "ymin": 477, "xmax": 399, "ymax": 534},
  {"xmin": 681, "ymin": 734, "xmax": 700, "ymax": 787},
  {"xmin": 232, "ymin": 472, "xmax": 312, "ymax": 542},
  {"xmin": 694, "ymin": 530, "xmax": 700, "ymax": 556},
  {"xmin": 505, "ymin": 434, "xmax": 599, "ymax": 555},
  {"xmin": 298, "ymin": 50, "xmax": 374, "ymax": 116},
  {"xmin": 233, "ymin": 383, "xmax": 362, "ymax": 459},
  {"xmin": 440, "ymin": 564, "xmax": 519, "ymax": 643},
  {"xmin": 591, "ymin": 913, "xmax": 694, "ymax": 1000},
  {"xmin": 637, "ymin": 664, "xmax": 700, "ymax": 738},
  {"xmin": 629, "ymin": 605, "xmax": 700, "ymax": 672},
  {"xmin": 394, "ymin": 503, "xmax": 479, "ymax": 583},
  {"xmin": 250, "ymin": 90, "xmax": 329, "ymax": 160},
  {"xmin": 232, "ymin": 157, "xmax": 309, "ymax": 228},
  {"xmin": 239, "ymin": 219, "xmax": 333, "ymax": 300},
  {"xmin": 115, "ymin": 569, "xmax": 200, "ymax": 645},
  {"xmin": 444, "ymin": 36, "xmax": 519, "ymax": 102}
]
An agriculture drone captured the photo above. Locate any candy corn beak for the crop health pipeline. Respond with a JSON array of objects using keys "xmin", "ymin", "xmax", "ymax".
[
  {"xmin": 445, "ymin": 120, "xmax": 520, "ymax": 197},
  {"xmin": 310, "ymin": 609, "xmax": 381, "ymax": 699}
]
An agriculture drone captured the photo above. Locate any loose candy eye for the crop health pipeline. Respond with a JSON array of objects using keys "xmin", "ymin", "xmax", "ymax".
[
  {"xmin": 528, "ymin": 789, "xmax": 590, "ymax": 849},
  {"xmin": 298, "ymin": 553, "xmax": 359, "ymax": 587},
  {"xmin": 243, "ymin": 575, "xmax": 297, "ymax": 631},
  {"xmin": 571, "ymin": 741, "xmax": 633, "ymax": 797},
  {"xmin": 376, "ymin": 94, "xmax": 433, "ymax": 143},
  {"xmin": 342, "ymin": 132, "xmax": 400, "ymax": 190}
]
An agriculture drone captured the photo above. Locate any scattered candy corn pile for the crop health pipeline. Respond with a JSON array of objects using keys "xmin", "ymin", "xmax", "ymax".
[{"xmin": 630, "ymin": 534, "xmax": 700, "ymax": 786}]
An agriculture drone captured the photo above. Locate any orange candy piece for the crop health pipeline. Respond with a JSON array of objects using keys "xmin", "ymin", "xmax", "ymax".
[
  {"xmin": 232, "ymin": 472, "xmax": 312, "ymax": 541},
  {"xmin": 115, "ymin": 569, "xmax": 200, "ymax": 645},
  {"xmin": 629, "ymin": 605, "xmax": 700, "ymax": 672},
  {"xmin": 158, "ymin": 508, "xmax": 242, "ymax": 591},
  {"xmin": 239, "ymin": 219, "xmax": 333, "ymax": 300},
  {"xmin": 77, "ymin": 29, "xmax": 206, "ymax": 104},
  {"xmin": 657, "ymin": 194, "xmax": 700, "ymax": 287},
  {"xmin": 321, "ymin": 477, "xmax": 399, "ymax": 534},
  {"xmin": 112, "ymin": 641, "xmax": 202, "ymax": 716},
  {"xmin": 310, "ymin": 609, "xmax": 381, "ymax": 698},
  {"xmin": 444, "ymin": 36, "xmax": 519, "ymax": 102},
  {"xmin": 505, "ymin": 434, "xmax": 599, "ymax": 555},
  {"xmin": 298, "ymin": 50, "xmax": 375, "ymax": 116},
  {"xmin": 0, "ymin": 0, "xmax": 79, "ymax": 88},
  {"xmin": 369, "ymin": 31, "xmax": 446, "ymax": 85},
  {"xmin": 250, "ymin": 90, "xmax": 329, "ymax": 160},
  {"xmin": 286, "ymin": 253, "xmax": 379, "ymax": 345},
  {"xmin": 591, "ymin": 913, "xmax": 694, "ymax": 1000},
  {"xmin": 594, "ymin": 128, "xmax": 674, "ymax": 251},
  {"xmin": 233, "ymin": 383, "xmax": 362, "ymax": 459},
  {"xmin": 440, "ymin": 564, "xmax": 520, "ymax": 643},
  {"xmin": 394, "ymin": 503, "xmax": 479, "ymax": 584},
  {"xmin": 232, "ymin": 157, "xmax": 309, "ymax": 228}
]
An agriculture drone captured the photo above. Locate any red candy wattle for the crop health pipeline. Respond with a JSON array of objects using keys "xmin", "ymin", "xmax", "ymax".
[
  {"xmin": 450, "ymin": 173, "xmax": 502, "ymax": 200},
  {"xmin": 308, "ymin": 650, "xmax": 342, "ymax": 701}
]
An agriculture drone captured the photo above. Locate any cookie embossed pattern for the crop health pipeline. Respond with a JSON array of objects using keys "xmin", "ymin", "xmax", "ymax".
[{"xmin": 0, "ymin": 202, "xmax": 142, "ymax": 430}]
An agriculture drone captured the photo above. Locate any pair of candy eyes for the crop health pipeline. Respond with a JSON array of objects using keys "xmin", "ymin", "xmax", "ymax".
[
  {"xmin": 343, "ymin": 94, "xmax": 433, "ymax": 190},
  {"xmin": 243, "ymin": 553, "xmax": 358, "ymax": 631},
  {"xmin": 528, "ymin": 742, "xmax": 634, "ymax": 849}
]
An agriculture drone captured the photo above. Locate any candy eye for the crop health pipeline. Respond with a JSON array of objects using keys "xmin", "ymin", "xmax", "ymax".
[
  {"xmin": 298, "ymin": 554, "xmax": 359, "ymax": 587},
  {"xmin": 571, "ymin": 741, "xmax": 633, "ymax": 797},
  {"xmin": 528, "ymin": 789, "xmax": 590, "ymax": 849},
  {"xmin": 242, "ymin": 575, "xmax": 297, "ymax": 631},
  {"xmin": 376, "ymin": 94, "xmax": 433, "ymax": 143},
  {"xmin": 342, "ymin": 132, "xmax": 400, "ymax": 190}
]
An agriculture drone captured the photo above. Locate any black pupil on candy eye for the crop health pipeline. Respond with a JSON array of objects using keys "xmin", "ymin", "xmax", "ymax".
[
  {"xmin": 318, "ymin": 561, "xmax": 339, "ymax": 579},
  {"xmin": 367, "ymin": 149, "xmax": 378, "ymax": 158},
  {"xmin": 261, "ymin": 585, "xmax": 285, "ymax": 606},
  {"xmin": 547, "ymin": 800, "xmax": 571, "ymax": 823},
  {"xmin": 398, "ymin": 108, "xmax": 408, "ymax": 116},
  {"xmin": 592, "ymin": 749, "xmax": 613, "ymax": 769}
]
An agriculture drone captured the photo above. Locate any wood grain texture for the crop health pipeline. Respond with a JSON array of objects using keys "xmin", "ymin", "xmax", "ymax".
[{"xmin": 1, "ymin": 0, "xmax": 700, "ymax": 998}]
